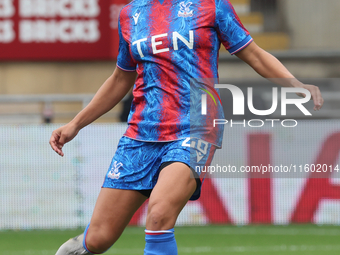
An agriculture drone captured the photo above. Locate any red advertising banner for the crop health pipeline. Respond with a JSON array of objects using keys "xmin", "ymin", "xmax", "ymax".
[
  {"xmin": 110, "ymin": 0, "xmax": 126, "ymax": 59},
  {"xmin": 0, "ymin": 0, "xmax": 127, "ymax": 60}
]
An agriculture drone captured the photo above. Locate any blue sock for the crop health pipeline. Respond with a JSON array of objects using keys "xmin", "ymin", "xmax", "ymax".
[{"xmin": 144, "ymin": 228, "xmax": 178, "ymax": 255}]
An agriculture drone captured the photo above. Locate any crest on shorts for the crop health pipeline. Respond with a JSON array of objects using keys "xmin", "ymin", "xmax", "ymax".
[
  {"xmin": 108, "ymin": 161, "xmax": 123, "ymax": 179},
  {"xmin": 178, "ymin": 2, "xmax": 193, "ymax": 17}
]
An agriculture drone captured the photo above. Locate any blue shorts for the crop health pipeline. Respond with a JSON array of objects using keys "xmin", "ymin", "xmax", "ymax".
[{"xmin": 102, "ymin": 136, "xmax": 216, "ymax": 200}]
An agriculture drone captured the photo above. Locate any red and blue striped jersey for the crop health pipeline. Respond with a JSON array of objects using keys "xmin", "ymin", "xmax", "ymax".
[{"xmin": 117, "ymin": 0, "xmax": 252, "ymax": 147}]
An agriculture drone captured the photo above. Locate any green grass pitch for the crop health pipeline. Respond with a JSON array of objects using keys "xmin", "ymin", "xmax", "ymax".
[{"xmin": 0, "ymin": 225, "xmax": 339, "ymax": 255}]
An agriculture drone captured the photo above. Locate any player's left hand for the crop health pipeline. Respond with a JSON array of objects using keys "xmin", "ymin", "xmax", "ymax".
[
  {"xmin": 296, "ymin": 84, "xmax": 324, "ymax": 111},
  {"xmin": 49, "ymin": 123, "xmax": 79, "ymax": 157}
]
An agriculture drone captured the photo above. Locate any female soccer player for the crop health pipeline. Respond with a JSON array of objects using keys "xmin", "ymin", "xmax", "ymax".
[{"xmin": 50, "ymin": 0, "xmax": 323, "ymax": 254}]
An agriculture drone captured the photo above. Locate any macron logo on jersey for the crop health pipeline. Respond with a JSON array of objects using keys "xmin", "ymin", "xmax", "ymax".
[
  {"xmin": 132, "ymin": 30, "xmax": 194, "ymax": 58},
  {"xmin": 132, "ymin": 12, "xmax": 140, "ymax": 25}
]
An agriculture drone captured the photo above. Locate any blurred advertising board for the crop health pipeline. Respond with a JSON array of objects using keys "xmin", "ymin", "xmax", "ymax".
[
  {"xmin": 0, "ymin": 0, "xmax": 127, "ymax": 60},
  {"xmin": 1, "ymin": 122, "xmax": 339, "ymax": 229}
]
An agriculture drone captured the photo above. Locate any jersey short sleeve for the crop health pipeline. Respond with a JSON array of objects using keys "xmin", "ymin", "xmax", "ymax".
[
  {"xmin": 116, "ymin": 15, "xmax": 137, "ymax": 72},
  {"xmin": 215, "ymin": 0, "xmax": 253, "ymax": 55}
]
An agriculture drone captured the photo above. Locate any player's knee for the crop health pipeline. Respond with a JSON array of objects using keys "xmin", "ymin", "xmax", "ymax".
[
  {"xmin": 85, "ymin": 231, "xmax": 115, "ymax": 254},
  {"xmin": 147, "ymin": 204, "xmax": 175, "ymax": 230}
]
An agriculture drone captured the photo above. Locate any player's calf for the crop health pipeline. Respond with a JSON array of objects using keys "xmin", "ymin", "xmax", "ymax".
[{"xmin": 55, "ymin": 224, "xmax": 108, "ymax": 255}]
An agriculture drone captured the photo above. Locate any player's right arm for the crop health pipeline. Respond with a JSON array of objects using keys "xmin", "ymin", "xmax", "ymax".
[{"xmin": 49, "ymin": 67, "xmax": 136, "ymax": 157}]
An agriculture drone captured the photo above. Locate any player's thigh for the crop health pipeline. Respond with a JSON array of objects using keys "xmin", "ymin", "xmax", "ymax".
[
  {"xmin": 87, "ymin": 188, "xmax": 147, "ymax": 243},
  {"xmin": 146, "ymin": 162, "xmax": 196, "ymax": 230}
]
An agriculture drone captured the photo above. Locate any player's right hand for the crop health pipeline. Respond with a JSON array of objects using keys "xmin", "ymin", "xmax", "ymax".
[{"xmin": 49, "ymin": 123, "xmax": 79, "ymax": 157}]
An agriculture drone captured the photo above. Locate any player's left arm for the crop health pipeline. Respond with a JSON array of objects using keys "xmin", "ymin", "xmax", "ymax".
[{"xmin": 235, "ymin": 41, "xmax": 324, "ymax": 111}]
